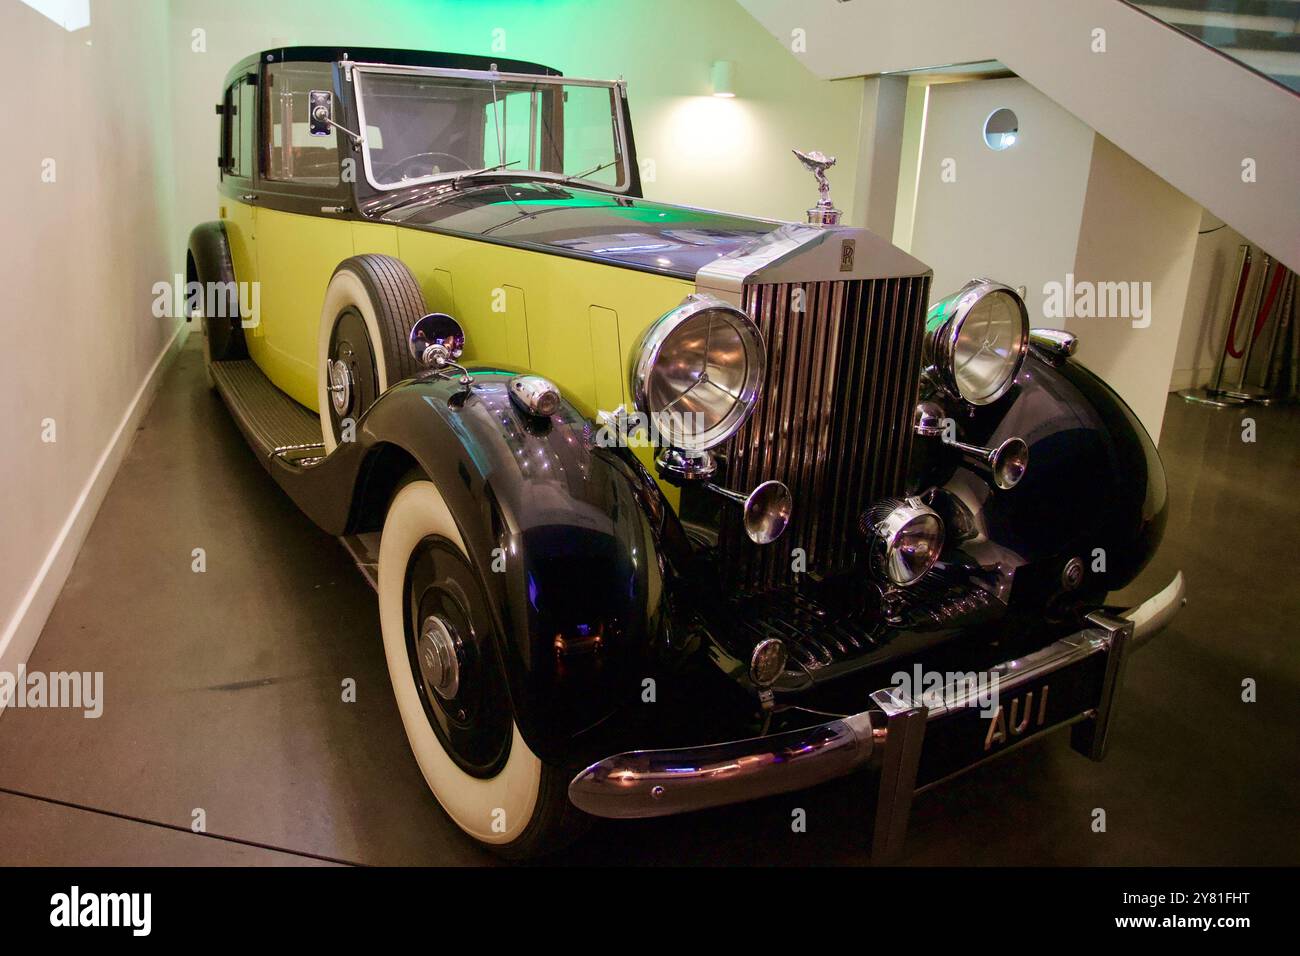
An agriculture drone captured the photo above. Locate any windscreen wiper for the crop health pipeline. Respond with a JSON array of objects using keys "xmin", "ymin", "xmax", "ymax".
[
  {"xmin": 451, "ymin": 160, "xmax": 522, "ymax": 189},
  {"xmin": 556, "ymin": 159, "xmax": 619, "ymax": 185},
  {"xmin": 372, "ymin": 160, "xmax": 528, "ymax": 218}
]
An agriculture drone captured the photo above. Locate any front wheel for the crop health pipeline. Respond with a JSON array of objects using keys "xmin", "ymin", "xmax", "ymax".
[{"xmin": 377, "ymin": 478, "xmax": 585, "ymax": 858}]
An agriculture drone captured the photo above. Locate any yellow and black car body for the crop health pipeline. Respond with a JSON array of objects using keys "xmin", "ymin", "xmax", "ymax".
[{"xmin": 188, "ymin": 47, "xmax": 1184, "ymax": 857}]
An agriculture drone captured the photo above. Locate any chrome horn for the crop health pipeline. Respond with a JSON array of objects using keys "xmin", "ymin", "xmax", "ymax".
[
  {"xmin": 409, "ymin": 313, "xmax": 471, "ymax": 385},
  {"xmin": 708, "ymin": 480, "xmax": 794, "ymax": 545},
  {"xmin": 955, "ymin": 436, "xmax": 1029, "ymax": 491},
  {"xmin": 654, "ymin": 448, "xmax": 793, "ymax": 544},
  {"xmin": 914, "ymin": 402, "xmax": 1029, "ymax": 490}
]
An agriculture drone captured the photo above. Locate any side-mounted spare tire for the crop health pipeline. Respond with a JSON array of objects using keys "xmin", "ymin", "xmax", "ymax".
[{"xmin": 317, "ymin": 255, "xmax": 427, "ymax": 453}]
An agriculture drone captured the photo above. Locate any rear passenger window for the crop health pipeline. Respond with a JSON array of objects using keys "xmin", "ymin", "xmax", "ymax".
[
  {"xmin": 265, "ymin": 62, "xmax": 339, "ymax": 185},
  {"xmin": 225, "ymin": 75, "xmax": 256, "ymax": 178}
]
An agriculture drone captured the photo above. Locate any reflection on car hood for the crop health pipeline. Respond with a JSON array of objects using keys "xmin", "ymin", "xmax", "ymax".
[{"xmin": 363, "ymin": 181, "xmax": 783, "ymax": 279}]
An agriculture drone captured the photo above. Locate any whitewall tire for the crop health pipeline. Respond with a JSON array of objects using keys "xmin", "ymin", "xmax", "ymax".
[
  {"xmin": 378, "ymin": 478, "xmax": 582, "ymax": 853},
  {"xmin": 317, "ymin": 255, "xmax": 425, "ymax": 453}
]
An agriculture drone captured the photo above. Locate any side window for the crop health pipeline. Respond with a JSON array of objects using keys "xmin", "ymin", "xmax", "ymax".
[
  {"xmin": 221, "ymin": 83, "xmax": 236, "ymax": 175},
  {"xmin": 224, "ymin": 76, "xmax": 256, "ymax": 178},
  {"xmin": 265, "ymin": 62, "xmax": 339, "ymax": 186},
  {"xmin": 235, "ymin": 77, "xmax": 256, "ymax": 176}
]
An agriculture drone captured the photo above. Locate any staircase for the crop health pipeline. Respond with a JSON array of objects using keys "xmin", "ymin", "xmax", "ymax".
[
  {"xmin": 1133, "ymin": 0, "xmax": 1300, "ymax": 92},
  {"xmin": 738, "ymin": 0, "xmax": 1300, "ymax": 272}
]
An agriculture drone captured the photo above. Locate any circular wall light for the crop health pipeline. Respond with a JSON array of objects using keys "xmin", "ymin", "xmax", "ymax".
[{"xmin": 983, "ymin": 108, "xmax": 1019, "ymax": 150}]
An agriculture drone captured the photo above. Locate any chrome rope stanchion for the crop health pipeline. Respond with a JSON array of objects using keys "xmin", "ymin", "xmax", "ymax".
[
  {"xmin": 1180, "ymin": 243, "xmax": 1250, "ymax": 408},
  {"xmin": 1219, "ymin": 256, "xmax": 1285, "ymax": 405},
  {"xmin": 1256, "ymin": 271, "xmax": 1294, "ymax": 393}
]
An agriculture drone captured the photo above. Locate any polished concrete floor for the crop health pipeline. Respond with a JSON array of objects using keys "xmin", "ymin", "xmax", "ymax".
[{"xmin": 1, "ymin": 338, "xmax": 1296, "ymax": 866}]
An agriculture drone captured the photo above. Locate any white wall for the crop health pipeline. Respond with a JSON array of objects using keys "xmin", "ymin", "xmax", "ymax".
[
  {"xmin": 1069, "ymin": 135, "xmax": 1202, "ymax": 439},
  {"xmin": 0, "ymin": 0, "xmax": 184, "ymax": 689},
  {"xmin": 909, "ymin": 78, "xmax": 1096, "ymax": 318},
  {"xmin": 892, "ymin": 78, "xmax": 930, "ymax": 253},
  {"xmin": 907, "ymin": 77, "xmax": 1202, "ymax": 441},
  {"xmin": 165, "ymin": 0, "xmax": 867, "ymax": 249},
  {"xmin": 1171, "ymin": 215, "xmax": 1250, "ymax": 391}
]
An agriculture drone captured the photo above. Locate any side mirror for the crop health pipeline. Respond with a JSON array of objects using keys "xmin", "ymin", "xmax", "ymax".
[
  {"xmin": 308, "ymin": 90, "xmax": 333, "ymax": 136},
  {"xmin": 409, "ymin": 313, "xmax": 467, "ymax": 369}
]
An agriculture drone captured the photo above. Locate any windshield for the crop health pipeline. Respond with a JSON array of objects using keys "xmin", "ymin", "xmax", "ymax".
[{"xmin": 353, "ymin": 67, "xmax": 628, "ymax": 191}]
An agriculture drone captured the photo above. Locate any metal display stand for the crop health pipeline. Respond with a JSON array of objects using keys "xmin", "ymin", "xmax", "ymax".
[{"xmin": 1181, "ymin": 245, "xmax": 1294, "ymax": 408}]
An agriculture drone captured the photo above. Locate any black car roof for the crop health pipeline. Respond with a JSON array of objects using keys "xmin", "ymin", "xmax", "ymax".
[{"xmin": 222, "ymin": 46, "xmax": 560, "ymax": 87}]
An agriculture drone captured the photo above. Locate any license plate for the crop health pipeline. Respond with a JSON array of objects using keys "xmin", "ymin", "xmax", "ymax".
[{"xmin": 913, "ymin": 649, "xmax": 1108, "ymax": 789}]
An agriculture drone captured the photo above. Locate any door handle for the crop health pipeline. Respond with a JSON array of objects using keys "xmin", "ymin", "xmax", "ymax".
[{"xmin": 241, "ymin": 193, "xmax": 258, "ymax": 202}]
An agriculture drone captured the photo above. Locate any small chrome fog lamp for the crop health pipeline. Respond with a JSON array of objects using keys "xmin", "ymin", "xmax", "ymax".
[
  {"xmin": 509, "ymin": 375, "xmax": 560, "ymax": 418},
  {"xmin": 862, "ymin": 497, "xmax": 945, "ymax": 587}
]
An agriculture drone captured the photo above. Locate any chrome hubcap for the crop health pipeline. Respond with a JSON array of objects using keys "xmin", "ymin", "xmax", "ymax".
[
  {"xmin": 417, "ymin": 615, "xmax": 460, "ymax": 700},
  {"xmin": 327, "ymin": 358, "xmax": 353, "ymax": 415}
]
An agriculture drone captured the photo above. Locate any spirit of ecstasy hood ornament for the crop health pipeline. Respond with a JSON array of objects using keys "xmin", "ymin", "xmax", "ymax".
[{"xmin": 792, "ymin": 148, "xmax": 842, "ymax": 226}]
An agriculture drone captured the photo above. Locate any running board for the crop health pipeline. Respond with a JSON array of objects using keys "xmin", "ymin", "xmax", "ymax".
[
  {"xmin": 339, "ymin": 532, "xmax": 381, "ymax": 592},
  {"xmin": 210, "ymin": 360, "xmax": 325, "ymax": 465},
  {"xmin": 211, "ymin": 360, "xmax": 379, "ymax": 591},
  {"xmin": 208, "ymin": 357, "xmax": 369, "ymax": 540}
]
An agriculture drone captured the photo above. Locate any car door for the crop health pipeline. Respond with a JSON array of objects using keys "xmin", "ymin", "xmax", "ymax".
[
  {"xmin": 219, "ymin": 71, "xmax": 259, "ymax": 337},
  {"xmin": 253, "ymin": 59, "xmax": 355, "ymax": 411}
]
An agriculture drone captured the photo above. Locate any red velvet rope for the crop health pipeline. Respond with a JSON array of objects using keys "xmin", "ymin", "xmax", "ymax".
[
  {"xmin": 1229, "ymin": 262, "xmax": 1286, "ymax": 360},
  {"xmin": 1223, "ymin": 257, "xmax": 1253, "ymax": 360}
]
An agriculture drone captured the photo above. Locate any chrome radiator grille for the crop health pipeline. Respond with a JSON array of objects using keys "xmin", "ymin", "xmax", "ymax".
[{"xmin": 718, "ymin": 275, "xmax": 931, "ymax": 591}]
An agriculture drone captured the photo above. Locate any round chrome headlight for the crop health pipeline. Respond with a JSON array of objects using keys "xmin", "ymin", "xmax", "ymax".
[
  {"xmin": 926, "ymin": 279, "xmax": 1029, "ymax": 405},
  {"xmin": 631, "ymin": 295, "xmax": 765, "ymax": 451},
  {"xmin": 862, "ymin": 497, "xmax": 945, "ymax": 587}
]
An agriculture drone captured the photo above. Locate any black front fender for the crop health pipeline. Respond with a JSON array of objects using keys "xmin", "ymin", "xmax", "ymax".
[
  {"xmin": 270, "ymin": 371, "xmax": 692, "ymax": 766},
  {"xmin": 914, "ymin": 351, "xmax": 1168, "ymax": 610}
]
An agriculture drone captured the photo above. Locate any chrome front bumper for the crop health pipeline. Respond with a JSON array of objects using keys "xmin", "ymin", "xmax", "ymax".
[{"xmin": 569, "ymin": 572, "xmax": 1185, "ymax": 857}]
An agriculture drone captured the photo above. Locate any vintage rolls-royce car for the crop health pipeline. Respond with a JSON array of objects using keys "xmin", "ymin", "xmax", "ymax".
[{"xmin": 189, "ymin": 46, "xmax": 1184, "ymax": 859}]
